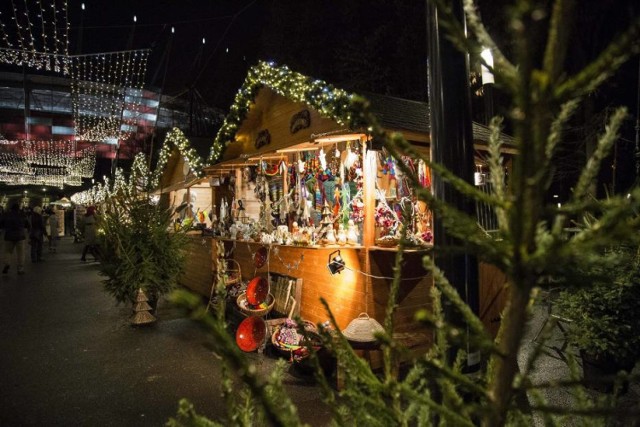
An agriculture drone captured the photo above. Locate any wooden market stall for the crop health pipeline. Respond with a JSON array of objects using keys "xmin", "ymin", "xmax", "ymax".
[
  {"xmin": 198, "ymin": 62, "xmax": 514, "ymax": 344},
  {"xmin": 154, "ymin": 128, "xmax": 217, "ymax": 296}
]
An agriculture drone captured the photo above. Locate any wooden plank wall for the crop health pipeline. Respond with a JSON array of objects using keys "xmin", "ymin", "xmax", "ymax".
[
  {"xmin": 368, "ymin": 249, "xmax": 433, "ymax": 335},
  {"xmin": 222, "ymin": 88, "xmax": 346, "ymax": 162},
  {"xmin": 478, "ymin": 262, "xmax": 509, "ymax": 338},
  {"xmin": 216, "ymin": 240, "xmax": 433, "ymax": 336},
  {"xmin": 204, "ymin": 239, "xmax": 507, "ymax": 339},
  {"xmin": 178, "ymin": 235, "xmax": 214, "ymax": 296}
]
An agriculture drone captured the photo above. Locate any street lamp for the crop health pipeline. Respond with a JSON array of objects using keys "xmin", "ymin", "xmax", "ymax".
[
  {"xmin": 480, "ymin": 48, "xmax": 494, "ymax": 84},
  {"xmin": 481, "ymin": 48, "xmax": 495, "ymax": 124}
]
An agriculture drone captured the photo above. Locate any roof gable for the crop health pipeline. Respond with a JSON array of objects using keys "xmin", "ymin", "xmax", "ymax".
[{"xmin": 153, "ymin": 128, "xmax": 206, "ymax": 188}]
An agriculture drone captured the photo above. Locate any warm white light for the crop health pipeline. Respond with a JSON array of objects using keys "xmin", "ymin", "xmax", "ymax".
[
  {"xmin": 81, "ymin": 3, "xmax": 85, "ymax": 10},
  {"xmin": 225, "ymin": 47, "xmax": 229, "ymax": 53},
  {"xmin": 557, "ymin": 203, "xmax": 561, "ymax": 208},
  {"xmin": 171, "ymin": 27, "xmax": 175, "ymax": 34},
  {"xmin": 553, "ymin": 194, "xmax": 559, "ymax": 198},
  {"xmin": 481, "ymin": 48, "xmax": 494, "ymax": 85},
  {"xmin": 202, "ymin": 37, "xmax": 206, "ymax": 44},
  {"xmin": 133, "ymin": 15, "xmax": 137, "ymax": 23}
]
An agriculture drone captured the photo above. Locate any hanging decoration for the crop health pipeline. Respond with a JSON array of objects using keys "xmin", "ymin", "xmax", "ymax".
[
  {"xmin": 70, "ymin": 49, "xmax": 151, "ymax": 142},
  {"xmin": 0, "ymin": 139, "xmax": 96, "ymax": 187},
  {"xmin": 0, "ymin": 0, "xmax": 70, "ymax": 73}
]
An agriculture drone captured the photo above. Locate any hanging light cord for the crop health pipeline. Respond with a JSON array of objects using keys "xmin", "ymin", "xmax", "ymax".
[{"xmin": 341, "ymin": 264, "xmax": 428, "ymax": 281}]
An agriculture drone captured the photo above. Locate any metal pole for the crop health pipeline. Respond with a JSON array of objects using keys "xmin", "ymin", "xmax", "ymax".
[
  {"xmin": 426, "ymin": 0, "xmax": 480, "ymax": 372},
  {"xmin": 635, "ymin": 57, "xmax": 640, "ymax": 180}
]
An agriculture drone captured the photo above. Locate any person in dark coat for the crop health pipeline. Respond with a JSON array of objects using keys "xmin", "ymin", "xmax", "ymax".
[
  {"xmin": 80, "ymin": 206, "xmax": 99, "ymax": 262},
  {"xmin": 1, "ymin": 203, "xmax": 30, "ymax": 274},
  {"xmin": 46, "ymin": 207, "xmax": 59, "ymax": 253},
  {"xmin": 29, "ymin": 206, "xmax": 46, "ymax": 263}
]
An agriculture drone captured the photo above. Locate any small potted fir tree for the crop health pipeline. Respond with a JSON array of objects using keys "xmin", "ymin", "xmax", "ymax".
[
  {"xmin": 556, "ymin": 244, "xmax": 640, "ymax": 392},
  {"xmin": 98, "ymin": 159, "xmax": 187, "ymax": 323}
]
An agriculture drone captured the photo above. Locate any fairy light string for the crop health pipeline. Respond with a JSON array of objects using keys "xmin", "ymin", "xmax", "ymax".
[
  {"xmin": 0, "ymin": 0, "xmax": 69, "ymax": 71},
  {"xmin": 153, "ymin": 127, "xmax": 206, "ymax": 188}
]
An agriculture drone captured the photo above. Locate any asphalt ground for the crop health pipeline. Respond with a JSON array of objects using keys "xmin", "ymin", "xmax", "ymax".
[
  {"xmin": 0, "ymin": 237, "xmax": 329, "ymax": 426},
  {"xmin": 2, "ymin": 236, "xmax": 638, "ymax": 426}
]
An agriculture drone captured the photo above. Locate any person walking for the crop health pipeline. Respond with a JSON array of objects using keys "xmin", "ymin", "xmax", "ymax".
[
  {"xmin": 1, "ymin": 203, "xmax": 30, "ymax": 274},
  {"xmin": 29, "ymin": 206, "xmax": 46, "ymax": 262},
  {"xmin": 46, "ymin": 208, "xmax": 59, "ymax": 253},
  {"xmin": 80, "ymin": 206, "xmax": 99, "ymax": 262}
]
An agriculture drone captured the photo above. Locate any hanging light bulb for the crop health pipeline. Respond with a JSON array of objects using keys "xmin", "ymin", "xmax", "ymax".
[
  {"xmin": 81, "ymin": 3, "xmax": 85, "ymax": 10},
  {"xmin": 202, "ymin": 37, "xmax": 206, "ymax": 45},
  {"xmin": 133, "ymin": 15, "xmax": 137, "ymax": 23},
  {"xmin": 171, "ymin": 26, "xmax": 175, "ymax": 34}
]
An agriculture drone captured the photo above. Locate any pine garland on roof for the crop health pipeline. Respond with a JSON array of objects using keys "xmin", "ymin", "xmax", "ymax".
[
  {"xmin": 154, "ymin": 128, "xmax": 206, "ymax": 188},
  {"xmin": 209, "ymin": 61, "xmax": 374, "ymax": 163}
]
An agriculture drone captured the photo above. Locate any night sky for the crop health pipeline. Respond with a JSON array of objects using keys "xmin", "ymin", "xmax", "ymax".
[
  {"xmin": 1, "ymin": 0, "xmax": 639, "ymax": 195},
  {"xmin": 69, "ymin": 0, "xmax": 264, "ymax": 109}
]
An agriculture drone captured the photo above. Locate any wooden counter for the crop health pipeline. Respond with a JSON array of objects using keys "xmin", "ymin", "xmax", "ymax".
[
  {"xmin": 177, "ymin": 236, "xmax": 506, "ymax": 343},
  {"xmin": 212, "ymin": 239, "xmax": 433, "ymax": 338},
  {"xmin": 177, "ymin": 234, "xmax": 214, "ymax": 296}
]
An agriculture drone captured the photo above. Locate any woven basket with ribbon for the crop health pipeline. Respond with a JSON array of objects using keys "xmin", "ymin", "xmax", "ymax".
[{"xmin": 341, "ymin": 313, "xmax": 384, "ymax": 343}]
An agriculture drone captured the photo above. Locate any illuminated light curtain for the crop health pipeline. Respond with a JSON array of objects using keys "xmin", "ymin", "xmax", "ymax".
[
  {"xmin": 0, "ymin": 0, "xmax": 70, "ymax": 73},
  {"xmin": 70, "ymin": 50, "xmax": 150, "ymax": 142},
  {"xmin": 0, "ymin": 139, "xmax": 94, "ymax": 187}
]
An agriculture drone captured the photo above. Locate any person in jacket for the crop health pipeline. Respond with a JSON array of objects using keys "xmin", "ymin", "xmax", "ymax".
[
  {"xmin": 29, "ymin": 206, "xmax": 46, "ymax": 263},
  {"xmin": 46, "ymin": 208, "xmax": 59, "ymax": 253},
  {"xmin": 1, "ymin": 203, "xmax": 30, "ymax": 274},
  {"xmin": 80, "ymin": 206, "xmax": 99, "ymax": 262}
]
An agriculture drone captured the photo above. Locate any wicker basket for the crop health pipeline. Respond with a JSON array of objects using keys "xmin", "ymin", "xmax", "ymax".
[
  {"xmin": 341, "ymin": 313, "xmax": 384, "ymax": 343},
  {"xmin": 271, "ymin": 323, "xmax": 322, "ymax": 360},
  {"xmin": 375, "ymin": 237, "xmax": 399, "ymax": 248},
  {"xmin": 237, "ymin": 292, "xmax": 274, "ymax": 317}
]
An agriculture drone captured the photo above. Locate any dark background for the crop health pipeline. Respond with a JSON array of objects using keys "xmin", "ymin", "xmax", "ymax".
[{"xmin": 1, "ymin": 0, "xmax": 639, "ymax": 197}]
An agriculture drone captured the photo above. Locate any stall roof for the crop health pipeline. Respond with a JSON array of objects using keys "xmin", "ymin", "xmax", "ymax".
[
  {"xmin": 365, "ymin": 92, "xmax": 515, "ymax": 146},
  {"xmin": 209, "ymin": 61, "xmax": 515, "ymax": 165},
  {"xmin": 154, "ymin": 128, "xmax": 210, "ymax": 191}
]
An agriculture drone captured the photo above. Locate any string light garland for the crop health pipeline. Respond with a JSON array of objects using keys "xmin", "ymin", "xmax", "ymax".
[
  {"xmin": 209, "ymin": 61, "xmax": 374, "ymax": 163},
  {"xmin": 0, "ymin": 0, "xmax": 69, "ymax": 73},
  {"xmin": 70, "ymin": 49, "xmax": 151, "ymax": 142},
  {"xmin": 71, "ymin": 153, "xmax": 151, "ymax": 205},
  {"xmin": 153, "ymin": 127, "xmax": 206, "ymax": 187},
  {"xmin": 0, "ymin": 139, "xmax": 95, "ymax": 187}
]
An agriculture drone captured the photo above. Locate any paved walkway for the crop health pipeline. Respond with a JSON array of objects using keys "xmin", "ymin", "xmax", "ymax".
[
  {"xmin": 0, "ymin": 237, "xmax": 328, "ymax": 426},
  {"xmin": 2, "ymin": 237, "xmax": 638, "ymax": 426}
]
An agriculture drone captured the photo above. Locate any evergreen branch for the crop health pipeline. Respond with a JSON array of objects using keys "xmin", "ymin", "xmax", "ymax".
[
  {"xmin": 520, "ymin": 372, "xmax": 639, "ymax": 390},
  {"xmin": 397, "ymin": 383, "xmax": 476, "ymax": 427},
  {"xmin": 462, "ymin": 0, "xmax": 518, "ymax": 90},
  {"xmin": 572, "ymin": 107, "xmax": 627, "ymax": 202},
  {"xmin": 487, "ymin": 116, "xmax": 508, "ymax": 229},
  {"xmin": 528, "ymin": 405, "xmax": 640, "ymax": 417},
  {"xmin": 569, "ymin": 191, "xmax": 640, "ymax": 250},
  {"xmin": 418, "ymin": 358, "xmax": 489, "ymax": 398},
  {"xmin": 170, "ymin": 291, "xmax": 305, "ymax": 427},
  {"xmin": 414, "ymin": 307, "xmax": 503, "ymax": 357},
  {"xmin": 388, "ymin": 133, "xmax": 504, "ymax": 210},
  {"xmin": 555, "ymin": 16, "xmax": 640, "ymax": 99},
  {"xmin": 545, "ymin": 99, "xmax": 580, "ymax": 167},
  {"xmin": 318, "ymin": 298, "xmax": 383, "ymax": 385},
  {"xmin": 542, "ymin": 0, "xmax": 576, "ymax": 84},
  {"xmin": 423, "ymin": 257, "xmax": 493, "ymax": 346},
  {"xmin": 527, "ymin": 389, "xmax": 563, "ymax": 427},
  {"xmin": 383, "ymin": 228, "xmax": 405, "ymax": 393},
  {"xmin": 167, "ymin": 399, "xmax": 222, "ymax": 427}
]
